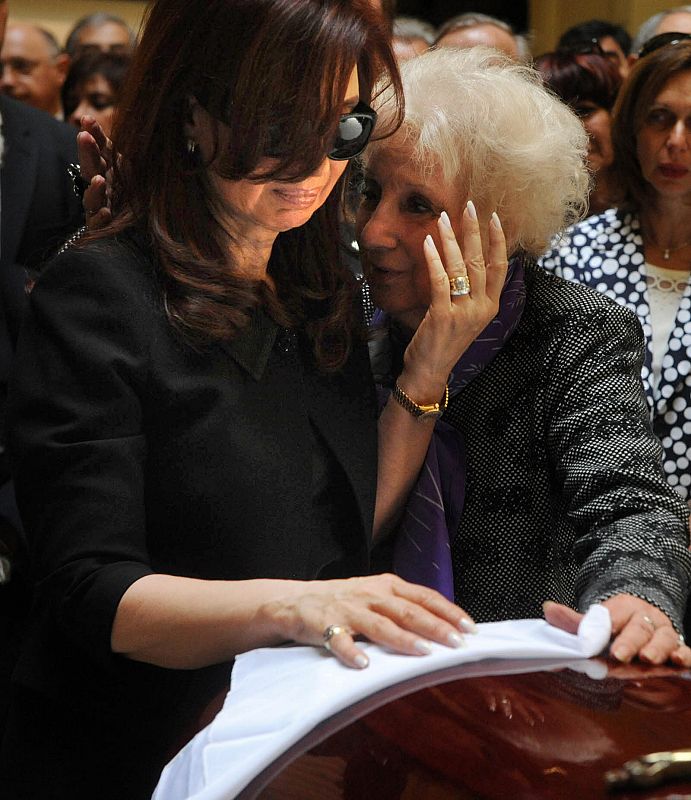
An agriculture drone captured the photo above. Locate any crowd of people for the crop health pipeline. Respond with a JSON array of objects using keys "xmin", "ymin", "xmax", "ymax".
[{"xmin": 0, "ymin": 1, "xmax": 690, "ymax": 798}]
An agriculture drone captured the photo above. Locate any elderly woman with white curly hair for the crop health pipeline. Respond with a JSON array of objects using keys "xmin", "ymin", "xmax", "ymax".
[{"xmin": 360, "ymin": 46, "xmax": 691, "ymax": 666}]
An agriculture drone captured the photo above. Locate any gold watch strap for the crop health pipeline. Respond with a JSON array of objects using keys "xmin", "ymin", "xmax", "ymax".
[{"xmin": 392, "ymin": 382, "xmax": 449, "ymax": 420}]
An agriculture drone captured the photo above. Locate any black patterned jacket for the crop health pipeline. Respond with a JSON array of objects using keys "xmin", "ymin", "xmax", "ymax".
[{"xmin": 442, "ymin": 261, "xmax": 691, "ymax": 629}]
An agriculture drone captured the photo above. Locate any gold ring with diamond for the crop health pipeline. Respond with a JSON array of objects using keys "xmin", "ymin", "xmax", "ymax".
[{"xmin": 449, "ymin": 275, "xmax": 471, "ymax": 296}]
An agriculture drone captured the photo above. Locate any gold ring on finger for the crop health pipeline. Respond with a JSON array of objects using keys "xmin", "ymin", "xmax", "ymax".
[
  {"xmin": 449, "ymin": 275, "xmax": 471, "ymax": 297},
  {"xmin": 642, "ymin": 614, "xmax": 657, "ymax": 631},
  {"xmin": 323, "ymin": 624, "xmax": 348, "ymax": 652}
]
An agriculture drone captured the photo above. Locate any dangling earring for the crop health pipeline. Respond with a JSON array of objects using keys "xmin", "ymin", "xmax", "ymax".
[{"xmin": 187, "ymin": 138, "xmax": 198, "ymax": 155}]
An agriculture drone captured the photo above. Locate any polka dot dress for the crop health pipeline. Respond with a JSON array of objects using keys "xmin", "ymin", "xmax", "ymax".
[{"xmin": 540, "ymin": 209, "xmax": 691, "ymax": 505}]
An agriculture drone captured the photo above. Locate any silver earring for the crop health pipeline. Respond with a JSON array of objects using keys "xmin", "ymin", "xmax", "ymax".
[{"xmin": 187, "ymin": 139, "xmax": 198, "ymax": 155}]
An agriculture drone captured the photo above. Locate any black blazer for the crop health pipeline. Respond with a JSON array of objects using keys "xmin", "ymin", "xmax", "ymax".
[
  {"xmin": 0, "ymin": 95, "xmax": 82, "ymax": 371},
  {"xmin": 4, "ymin": 231, "xmax": 378, "ymax": 798}
]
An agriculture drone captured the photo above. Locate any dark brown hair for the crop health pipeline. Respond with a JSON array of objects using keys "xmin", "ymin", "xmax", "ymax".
[
  {"xmin": 611, "ymin": 40, "xmax": 691, "ymax": 211},
  {"xmin": 61, "ymin": 51, "xmax": 131, "ymax": 120},
  {"xmin": 101, "ymin": 0, "xmax": 402, "ymax": 370},
  {"xmin": 535, "ymin": 51, "xmax": 621, "ymax": 111}
]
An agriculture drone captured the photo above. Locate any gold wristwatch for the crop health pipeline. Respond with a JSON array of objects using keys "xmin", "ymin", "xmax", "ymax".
[{"xmin": 392, "ymin": 382, "xmax": 449, "ymax": 422}]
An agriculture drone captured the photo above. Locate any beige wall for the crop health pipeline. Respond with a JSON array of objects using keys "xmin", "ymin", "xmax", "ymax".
[
  {"xmin": 530, "ymin": 0, "xmax": 682, "ymax": 55},
  {"xmin": 7, "ymin": 1, "xmax": 147, "ymax": 48}
]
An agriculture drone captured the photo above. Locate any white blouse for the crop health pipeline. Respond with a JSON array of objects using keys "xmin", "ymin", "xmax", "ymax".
[{"xmin": 645, "ymin": 262, "xmax": 691, "ymax": 390}]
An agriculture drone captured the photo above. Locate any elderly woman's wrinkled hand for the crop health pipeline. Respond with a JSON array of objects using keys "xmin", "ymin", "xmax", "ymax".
[
  {"xmin": 400, "ymin": 202, "xmax": 509, "ymax": 399},
  {"xmin": 263, "ymin": 573, "xmax": 476, "ymax": 669},
  {"xmin": 77, "ymin": 115, "xmax": 114, "ymax": 230},
  {"xmin": 544, "ymin": 596, "xmax": 691, "ymax": 667}
]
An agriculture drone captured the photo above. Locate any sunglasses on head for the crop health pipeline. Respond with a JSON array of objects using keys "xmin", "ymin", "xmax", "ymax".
[
  {"xmin": 559, "ymin": 37, "xmax": 606, "ymax": 57},
  {"xmin": 638, "ymin": 31, "xmax": 691, "ymax": 58}
]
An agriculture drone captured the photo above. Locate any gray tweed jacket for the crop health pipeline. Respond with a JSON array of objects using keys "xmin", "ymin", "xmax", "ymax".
[{"xmin": 442, "ymin": 261, "xmax": 691, "ymax": 629}]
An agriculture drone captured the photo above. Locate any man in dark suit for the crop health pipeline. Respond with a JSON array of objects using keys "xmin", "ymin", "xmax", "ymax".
[
  {"xmin": 0, "ymin": 93, "xmax": 81, "ymax": 349},
  {"xmin": 0, "ymin": 0, "xmax": 83, "ymax": 728}
]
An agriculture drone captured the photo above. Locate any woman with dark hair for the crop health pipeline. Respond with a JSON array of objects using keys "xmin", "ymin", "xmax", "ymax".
[
  {"xmin": 535, "ymin": 50, "xmax": 622, "ymax": 214},
  {"xmin": 0, "ymin": 1, "xmax": 508, "ymax": 798},
  {"xmin": 541, "ymin": 40, "xmax": 691, "ymax": 506},
  {"xmin": 62, "ymin": 51, "xmax": 131, "ymax": 137}
]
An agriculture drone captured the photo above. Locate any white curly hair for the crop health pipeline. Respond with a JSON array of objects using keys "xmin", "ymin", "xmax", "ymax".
[{"xmin": 365, "ymin": 46, "xmax": 590, "ymax": 257}]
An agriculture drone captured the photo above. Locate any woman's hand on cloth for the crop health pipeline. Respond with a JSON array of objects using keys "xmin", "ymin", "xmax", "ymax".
[
  {"xmin": 265, "ymin": 573, "xmax": 476, "ymax": 669},
  {"xmin": 543, "ymin": 596, "xmax": 691, "ymax": 667},
  {"xmin": 77, "ymin": 115, "xmax": 114, "ymax": 229},
  {"xmin": 399, "ymin": 202, "xmax": 509, "ymax": 401}
]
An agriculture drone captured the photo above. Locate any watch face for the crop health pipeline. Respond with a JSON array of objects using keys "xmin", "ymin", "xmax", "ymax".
[{"xmin": 417, "ymin": 410, "xmax": 442, "ymax": 422}]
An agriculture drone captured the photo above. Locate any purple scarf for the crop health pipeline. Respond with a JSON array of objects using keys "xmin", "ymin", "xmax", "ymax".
[{"xmin": 370, "ymin": 256, "xmax": 527, "ymax": 601}]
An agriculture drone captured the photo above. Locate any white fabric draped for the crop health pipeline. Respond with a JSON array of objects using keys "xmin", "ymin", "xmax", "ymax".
[{"xmin": 153, "ymin": 605, "xmax": 611, "ymax": 800}]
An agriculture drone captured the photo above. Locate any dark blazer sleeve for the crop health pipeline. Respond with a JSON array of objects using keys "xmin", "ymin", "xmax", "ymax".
[
  {"xmin": 543, "ymin": 297, "xmax": 691, "ymax": 628},
  {"xmin": 7, "ymin": 242, "xmax": 154, "ymax": 669},
  {"xmin": 1, "ymin": 98, "xmax": 83, "ymax": 342}
]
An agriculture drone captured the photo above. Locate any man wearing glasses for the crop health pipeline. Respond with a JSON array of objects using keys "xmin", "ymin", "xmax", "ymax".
[{"xmin": 0, "ymin": 22, "xmax": 69, "ymax": 119}]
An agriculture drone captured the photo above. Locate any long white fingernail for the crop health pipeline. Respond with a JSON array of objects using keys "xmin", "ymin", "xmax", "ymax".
[
  {"xmin": 415, "ymin": 639, "xmax": 433, "ymax": 655},
  {"xmin": 447, "ymin": 631, "xmax": 465, "ymax": 648},
  {"xmin": 424, "ymin": 234, "xmax": 438, "ymax": 253},
  {"xmin": 459, "ymin": 617, "xmax": 478, "ymax": 634},
  {"xmin": 490, "ymin": 211, "xmax": 502, "ymax": 230},
  {"xmin": 354, "ymin": 653, "xmax": 369, "ymax": 669},
  {"xmin": 466, "ymin": 200, "xmax": 477, "ymax": 220},
  {"xmin": 439, "ymin": 210, "xmax": 452, "ymax": 228}
]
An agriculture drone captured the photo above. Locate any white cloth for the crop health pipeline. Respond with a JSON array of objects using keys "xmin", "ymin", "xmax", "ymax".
[{"xmin": 152, "ymin": 606, "xmax": 611, "ymax": 800}]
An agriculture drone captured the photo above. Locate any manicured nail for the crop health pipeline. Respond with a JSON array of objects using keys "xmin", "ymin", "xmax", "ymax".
[
  {"xmin": 439, "ymin": 210, "xmax": 452, "ymax": 228},
  {"xmin": 611, "ymin": 646, "xmax": 630, "ymax": 663},
  {"xmin": 466, "ymin": 200, "xmax": 477, "ymax": 220},
  {"xmin": 424, "ymin": 234, "xmax": 438, "ymax": 253},
  {"xmin": 459, "ymin": 617, "xmax": 478, "ymax": 633},
  {"xmin": 354, "ymin": 653, "xmax": 369, "ymax": 669},
  {"xmin": 447, "ymin": 631, "xmax": 465, "ymax": 648},
  {"xmin": 414, "ymin": 639, "xmax": 433, "ymax": 655},
  {"xmin": 490, "ymin": 211, "xmax": 502, "ymax": 230}
]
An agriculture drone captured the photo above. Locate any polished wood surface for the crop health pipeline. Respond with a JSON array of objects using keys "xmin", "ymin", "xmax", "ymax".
[{"xmin": 238, "ymin": 658, "xmax": 691, "ymax": 799}]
